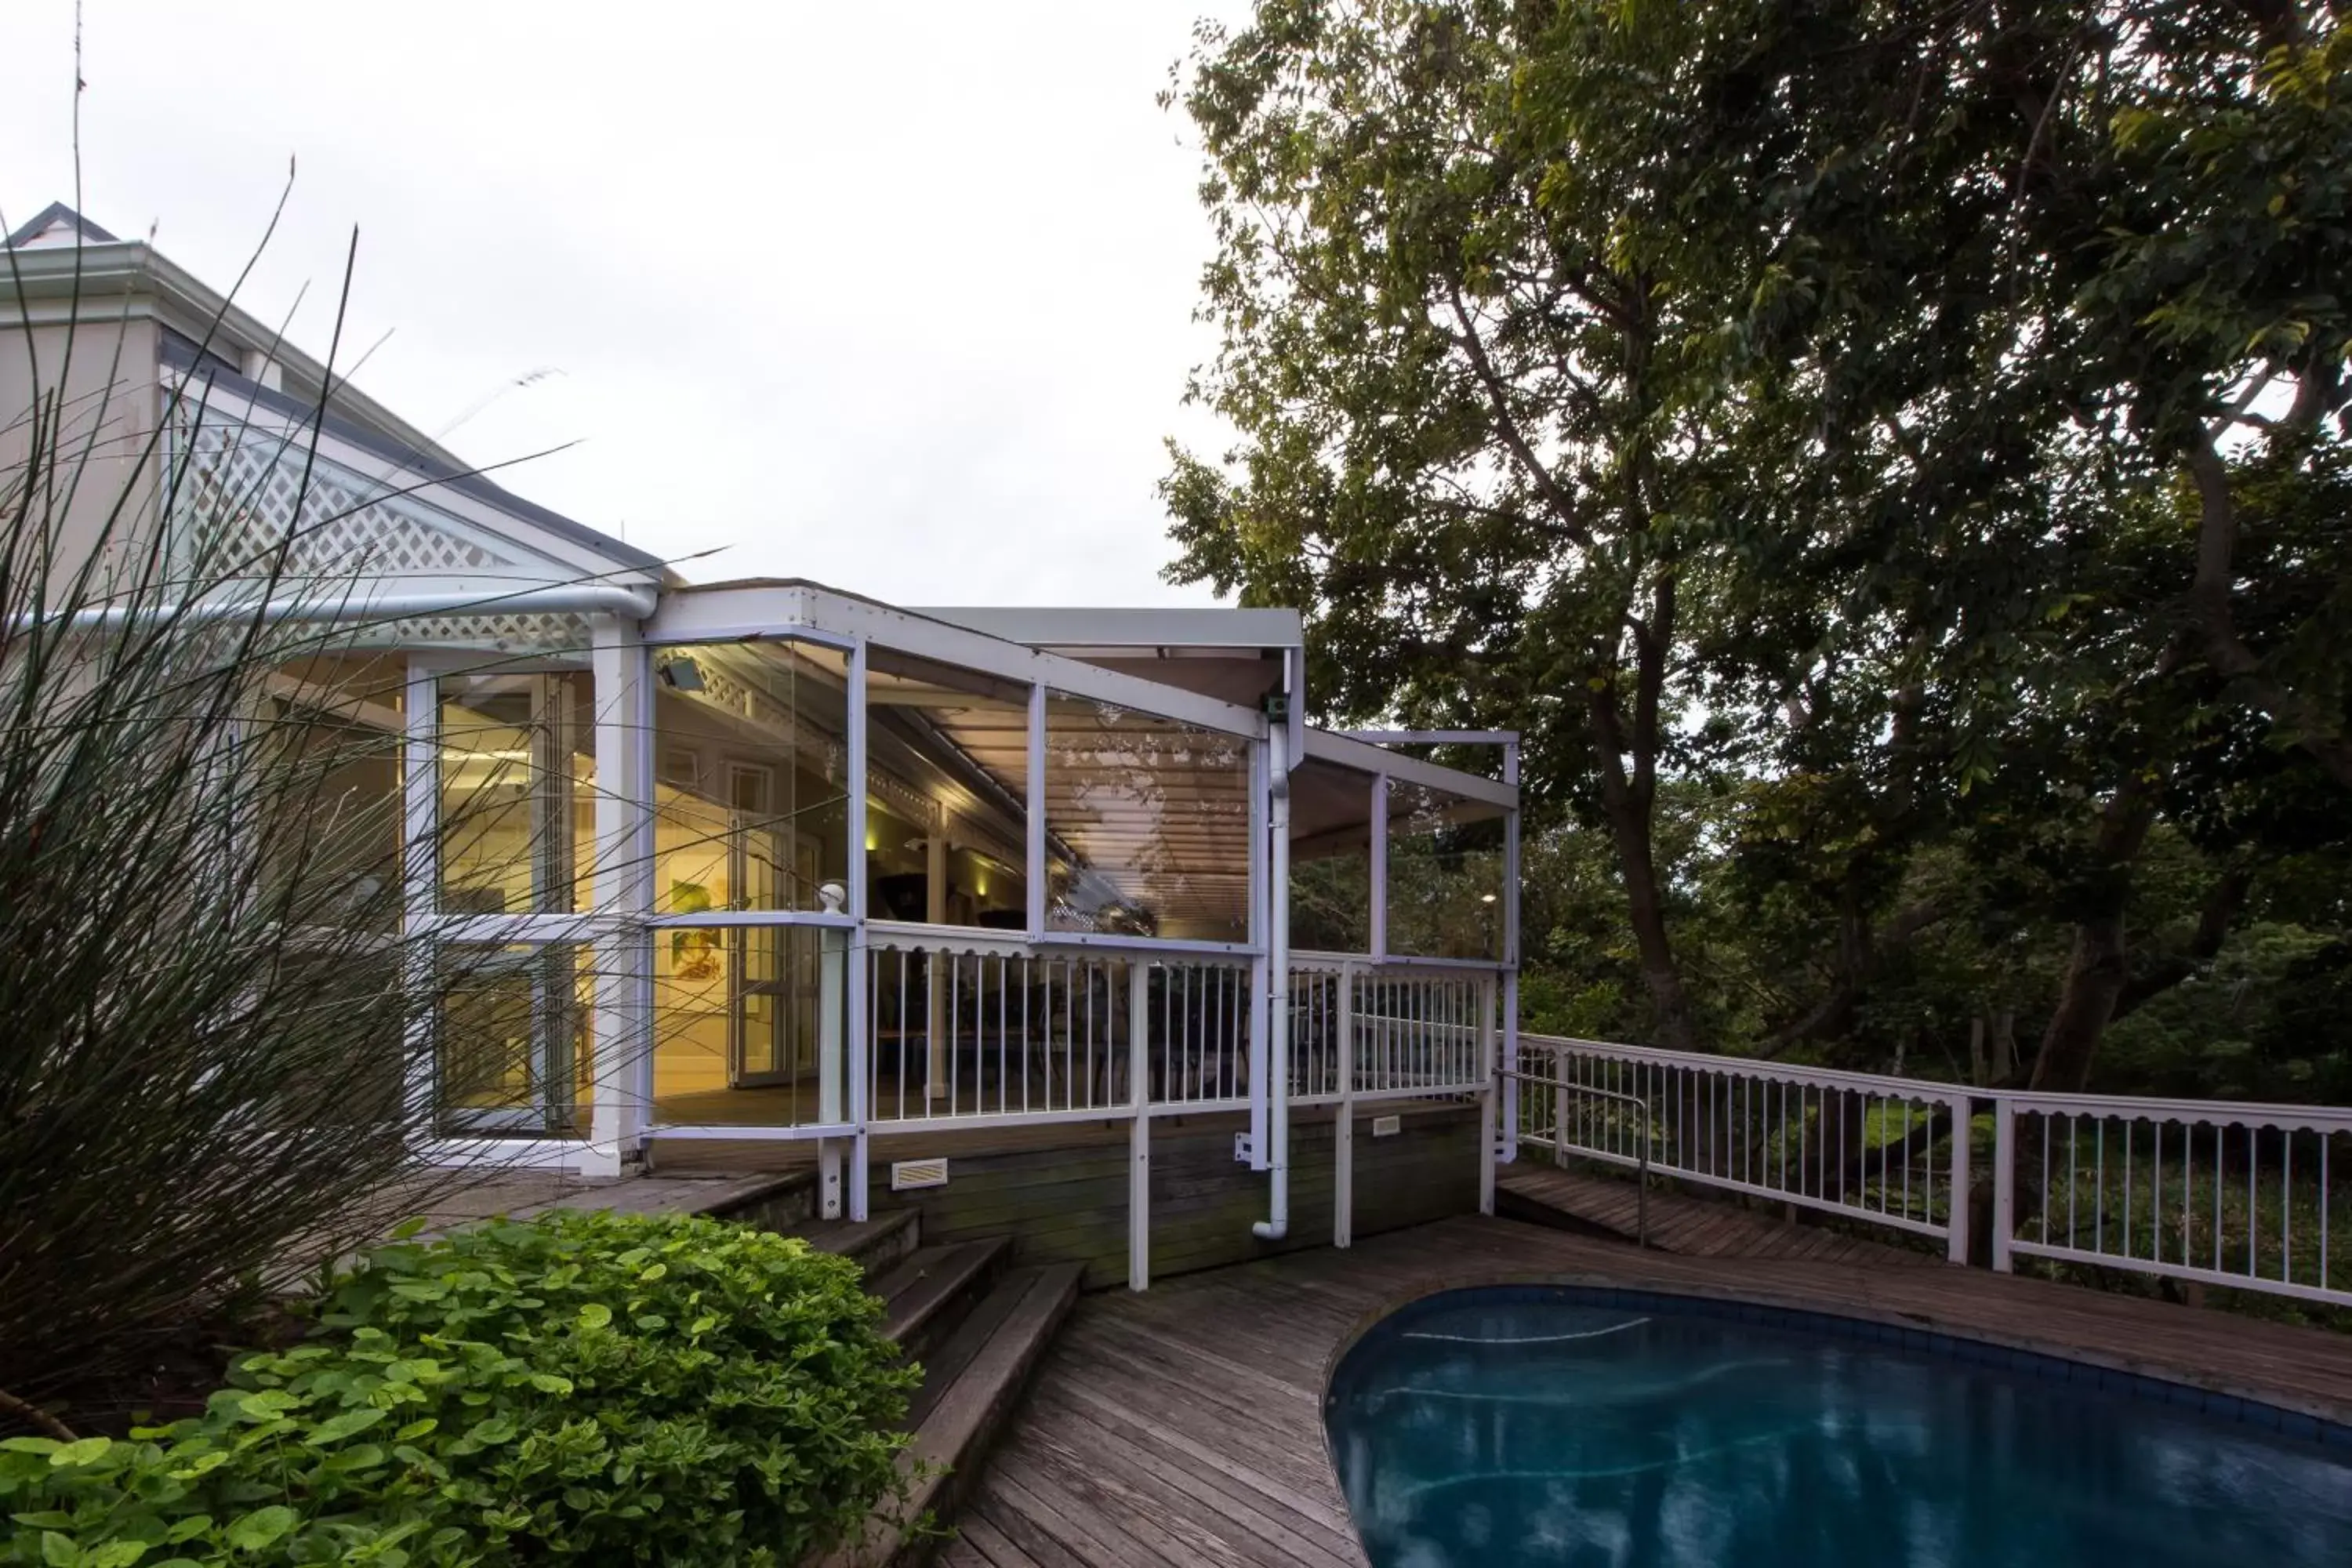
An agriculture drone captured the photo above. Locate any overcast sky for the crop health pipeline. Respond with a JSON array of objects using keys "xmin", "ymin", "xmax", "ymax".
[{"xmin": 0, "ymin": 2, "xmax": 1250, "ymax": 604}]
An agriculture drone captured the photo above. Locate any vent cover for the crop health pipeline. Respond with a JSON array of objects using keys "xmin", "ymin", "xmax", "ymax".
[
  {"xmin": 1371, "ymin": 1114, "xmax": 1403, "ymax": 1138},
  {"xmin": 890, "ymin": 1157, "xmax": 949, "ymax": 1191}
]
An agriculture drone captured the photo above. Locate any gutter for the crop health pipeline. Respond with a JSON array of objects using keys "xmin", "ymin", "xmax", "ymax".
[
  {"xmin": 21, "ymin": 581, "xmax": 659, "ymax": 633},
  {"xmin": 1253, "ymin": 707, "xmax": 1294, "ymax": 1242}
]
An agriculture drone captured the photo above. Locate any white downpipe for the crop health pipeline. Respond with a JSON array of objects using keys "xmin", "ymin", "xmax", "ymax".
[
  {"xmin": 26, "ymin": 581, "xmax": 659, "ymax": 632},
  {"xmin": 1253, "ymin": 720, "xmax": 1293, "ymax": 1241}
]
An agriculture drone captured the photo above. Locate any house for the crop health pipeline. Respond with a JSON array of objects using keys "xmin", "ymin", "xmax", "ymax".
[{"xmin": 1, "ymin": 203, "xmax": 1519, "ymax": 1284}]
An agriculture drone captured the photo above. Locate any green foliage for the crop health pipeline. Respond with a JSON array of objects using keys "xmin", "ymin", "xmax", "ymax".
[
  {"xmin": 1167, "ymin": 1, "xmax": 2352, "ymax": 1091},
  {"xmin": 0, "ymin": 1211, "xmax": 916, "ymax": 1568}
]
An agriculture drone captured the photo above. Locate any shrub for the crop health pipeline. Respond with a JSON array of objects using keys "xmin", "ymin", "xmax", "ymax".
[{"xmin": 0, "ymin": 1210, "xmax": 916, "ymax": 1567}]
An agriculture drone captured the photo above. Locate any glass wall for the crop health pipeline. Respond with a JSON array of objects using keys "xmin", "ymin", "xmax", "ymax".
[
  {"xmin": 435, "ymin": 942, "xmax": 593, "ymax": 1136},
  {"xmin": 1044, "ymin": 692, "xmax": 1251, "ymax": 942},
  {"xmin": 865, "ymin": 647, "xmax": 1029, "ymax": 930},
  {"xmin": 650, "ymin": 641, "xmax": 850, "ymax": 915},
  {"xmin": 643, "ymin": 639, "xmax": 853, "ymax": 1123},
  {"xmin": 437, "ymin": 670, "xmax": 596, "ymax": 914},
  {"xmin": 262, "ymin": 653, "xmax": 406, "ymax": 930},
  {"xmin": 1287, "ymin": 755, "xmax": 1376, "ymax": 954},
  {"xmin": 651, "ymin": 924, "xmax": 843, "ymax": 1125},
  {"xmin": 1385, "ymin": 779, "xmax": 1507, "ymax": 960}
]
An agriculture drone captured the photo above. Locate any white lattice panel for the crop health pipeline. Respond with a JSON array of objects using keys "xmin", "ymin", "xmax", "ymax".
[
  {"xmin": 170, "ymin": 405, "xmax": 528, "ymax": 579},
  {"xmin": 387, "ymin": 612, "xmax": 596, "ymax": 653}
]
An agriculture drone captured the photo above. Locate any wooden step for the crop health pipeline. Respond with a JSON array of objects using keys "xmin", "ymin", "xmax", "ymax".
[
  {"xmin": 791, "ymin": 1207, "xmax": 922, "ymax": 1276},
  {"xmin": 699, "ymin": 1169, "xmax": 818, "ymax": 1231},
  {"xmin": 822, "ymin": 1262, "xmax": 1083, "ymax": 1568},
  {"xmin": 872, "ymin": 1239, "xmax": 1013, "ymax": 1367}
]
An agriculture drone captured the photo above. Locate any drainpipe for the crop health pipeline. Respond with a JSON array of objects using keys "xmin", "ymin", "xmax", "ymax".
[
  {"xmin": 21, "ymin": 581, "xmax": 659, "ymax": 632},
  {"xmin": 1253, "ymin": 713, "xmax": 1292, "ymax": 1241}
]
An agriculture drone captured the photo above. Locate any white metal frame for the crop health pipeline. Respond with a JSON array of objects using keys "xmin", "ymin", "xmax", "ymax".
[
  {"xmin": 385, "ymin": 582, "xmax": 1523, "ymax": 1270},
  {"xmin": 1525, "ymin": 1030, "xmax": 2352, "ymax": 1305}
]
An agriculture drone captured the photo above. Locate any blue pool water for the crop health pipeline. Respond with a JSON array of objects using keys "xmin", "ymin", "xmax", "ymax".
[{"xmin": 1323, "ymin": 1288, "xmax": 2352, "ymax": 1567}]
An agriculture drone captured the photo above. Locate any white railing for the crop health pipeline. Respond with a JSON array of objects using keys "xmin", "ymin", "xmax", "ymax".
[
  {"xmin": 1521, "ymin": 1033, "xmax": 2352, "ymax": 1306},
  {"xmin": 860, "ymin": 926, "xmax": 1255, "ymax": 1128},
  {"xmin": 1997, "ymin": 1093, "xmax": 2352, "ymax": 1308},
  {"xmin": 1522, "ymin": 1033, "xmax": 1973, "ymax": 1262},
  {"xmin": 1289, "ymin": 957, "xmax": 1494, "ymax": 1105}
]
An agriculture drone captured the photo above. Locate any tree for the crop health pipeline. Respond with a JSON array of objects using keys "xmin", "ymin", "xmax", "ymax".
[
  {"xmin": 1164, "ymin": 0, "xmax": 2352, "ymax": 1094},
  {"xmin": 1162, "ymin": 0, "xmax": 1768, "ymax": 1049}
]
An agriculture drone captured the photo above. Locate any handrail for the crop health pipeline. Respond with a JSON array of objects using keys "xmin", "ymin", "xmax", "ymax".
[
  {"xmin": 1500, "ymin": 1066, "xmax": 1649, "ymax": 1248},
  {"xmin": 1523, "ymin": 1032, "xmax": 2350, "ymax": 1302}
]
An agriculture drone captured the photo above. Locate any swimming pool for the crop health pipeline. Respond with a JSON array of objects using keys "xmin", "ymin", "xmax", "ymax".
[{"xmin": 1323, "ymin": 1286, "xmax": 2352, "ymax": 1567}]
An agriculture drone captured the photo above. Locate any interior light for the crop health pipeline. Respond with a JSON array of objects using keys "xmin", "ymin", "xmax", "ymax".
[
  {"xmin": 1481, "ymin": 894, "xmax": 1498, "ymax": 904},
  {"xmin": 864, "ymin": 828, "xmax": 878, "ymax": 851}
]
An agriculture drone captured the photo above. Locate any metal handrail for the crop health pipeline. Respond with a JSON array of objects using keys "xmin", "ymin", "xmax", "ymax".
[{"xmin": 1501, "ymin": 1067, "xmax": 1651, "ymax": 1248}]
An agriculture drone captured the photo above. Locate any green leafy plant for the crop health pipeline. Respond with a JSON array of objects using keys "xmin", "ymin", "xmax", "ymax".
[{"xmin": 0, "ymin": 1210, "xmax": 917, "ymax": 1567}]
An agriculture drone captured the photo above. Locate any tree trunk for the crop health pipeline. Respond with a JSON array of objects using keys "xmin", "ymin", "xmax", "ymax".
[
  {"xmin": 1594, "ymin": 746, "xmax": 1697, "ymax": 1051},
  {"xmin": 2029, "ymin": 779, "xmax": 2158, "ymax": 1093},
  {"xmin": 2185, "ymin": 431, "xmax": 2352, "ymax": 791},
  {"xmin": 1586, "ymin": 572, "xmax": 1697, "ymax": 1052}
]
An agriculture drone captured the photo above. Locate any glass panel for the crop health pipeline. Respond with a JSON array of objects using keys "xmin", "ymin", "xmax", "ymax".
[
  {"xmin": 1386, "ymin": 779, "xmax": 1506, "ymax": 960},
  {"xmin": 865, "ymin": 648, "xmax": 1029, "ymax": 929},
  {"xmin": 262, "ymin": 653, "xmax": 406, "ymax": 931},
  {"xmin": 652, "ymin": 641, "xmax": 850, "ymax": 914},
  {"xmin": 1044, "ymin": 693, "xmax": 1251, "ymax": 942},
  {"xmin": 652, "ymin": 923, "xmax": 843, "ymax": 1126},
  {"xmin": 436, "ymin": 942, "xmax": 592, "ymax": 1136},
  {"xmin": 1287, "ymin": 755, "xmax": 1376, "ymax": 954},
  {"xmin": 437, "ymin": 670, "xmax": 595, "ymax": 913}
]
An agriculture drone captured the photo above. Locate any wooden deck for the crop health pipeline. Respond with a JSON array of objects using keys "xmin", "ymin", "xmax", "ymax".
[
  {"xmin": 1496, "ymin": 1161, "xmax": 1940, "ymax": 1266},
  {"xmin": 942, "ymin": 1214, "xmax": 2352, "ymax": 1568}
]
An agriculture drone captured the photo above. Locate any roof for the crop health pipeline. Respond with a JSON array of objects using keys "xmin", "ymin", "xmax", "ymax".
[
  {"xmin": 3, "ymin": 200, "xmax": 668, "ymax": 579},
  {"xmin": 914, "ymin": 606, "xmax": 1304, "ymax": 651},
  {"xmin": 5, "ymin": 201, "xmax": 119, "ymax": 249},
  {"xmin": 157, "ymin": 332, "xmax": 669, "ymax": 575}
]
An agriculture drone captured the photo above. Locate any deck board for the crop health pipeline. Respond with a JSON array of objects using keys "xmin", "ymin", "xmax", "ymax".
[
  {"xmin": 1496, "ymin": 1161, "xmax": 1940, "ymax": 1266},
  {"xmin": 956, "ymin": 1214, "xmax": 2352, "ymax": 1567}
]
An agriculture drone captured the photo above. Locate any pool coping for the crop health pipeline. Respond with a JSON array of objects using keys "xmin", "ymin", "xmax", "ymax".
[{"xmin": 1316, "ymin": 1264, "xmax": 2352, "ymax": 1448}]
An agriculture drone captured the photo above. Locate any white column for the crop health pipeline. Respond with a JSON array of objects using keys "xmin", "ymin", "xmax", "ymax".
[
  {"xmin": 1946, "ymin": 1093, "xmax": 1973, "ymax": 1265},
  {"xmin": 1991, "ymin": 1098, "xmax": 2016, "ymax": 1272},
  {"xmin": 818, "ymin": 922, "xmax": 847, "ymax": 1219},
  {"xmin": 1128, "ymin": 957, "xmax": 1151, "ymax": 1290},
  {"xmin": 1025, "ymin": 682, "xmax": 1047, "ymax": 936},
  {"xmin": 585, "ymin": 620, "xmax": 650, "ymax": 1178},
  {"xmin": 926, "ymin": 808, "xmax": 948, "ymax": 1102},
  {"xmin": 400, "ymin": 661, "xmax": 440, "ymax": 1143},
  {"xmin": 1334, "ymin": 964, "xmax": 1355, "ymax": 1248},
  {"xmin": 1501, "ymin": 736, "xmax": 1522, "ymax": 1164},
  {"xmin": 1478, "ymin": 971, "xmax": 1498, "ymax": 1216}
]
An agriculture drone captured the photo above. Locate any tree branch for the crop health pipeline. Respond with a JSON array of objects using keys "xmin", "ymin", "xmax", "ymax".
[
  {"xmin": 2111, "ymin": 863, "xmax": 2252, "ymax": 1024},
  {"xmin": 1443, "ymin": 281, "xmax": 1595, "ymax": 549},
  {"xmin": 2185, "ymin": 429, "xmax": 2352, "ymax": 789}
]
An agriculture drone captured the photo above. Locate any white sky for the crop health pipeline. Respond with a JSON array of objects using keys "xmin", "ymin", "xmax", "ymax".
[{"xmin": 0, "ymin": 2, "xmax": 1249, "ymax": 604}]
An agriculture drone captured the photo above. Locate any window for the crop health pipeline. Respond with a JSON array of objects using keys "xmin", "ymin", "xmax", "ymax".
[
  {"xmin": 260, "ymin": 653, "xmax": 406, "ymax": 931},
  {"xmin": 1044, "ymin": 693, "xmax": 1251, "ymax": 943},
  {"xmin": 437, "ymin": 670, "xmax": 596, "ymax": 914},
  {"xmin": 649, "ymin": 641, "xmax": 850, "ymax": 914},
  {"xmin": 865, "ymin": 647, "xmax": 1029, "ymax": 930},
  {"xmin": 435, "ymin": 942, "xmax": 593, "ymax": 1137},
  {"xmin": 1385, "ymin": 779, "xmax": 1505, "ymax": 960},
  {"xmin": 1287, "ymin": 755, "xmax": 1377, "ymax": 955}
]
